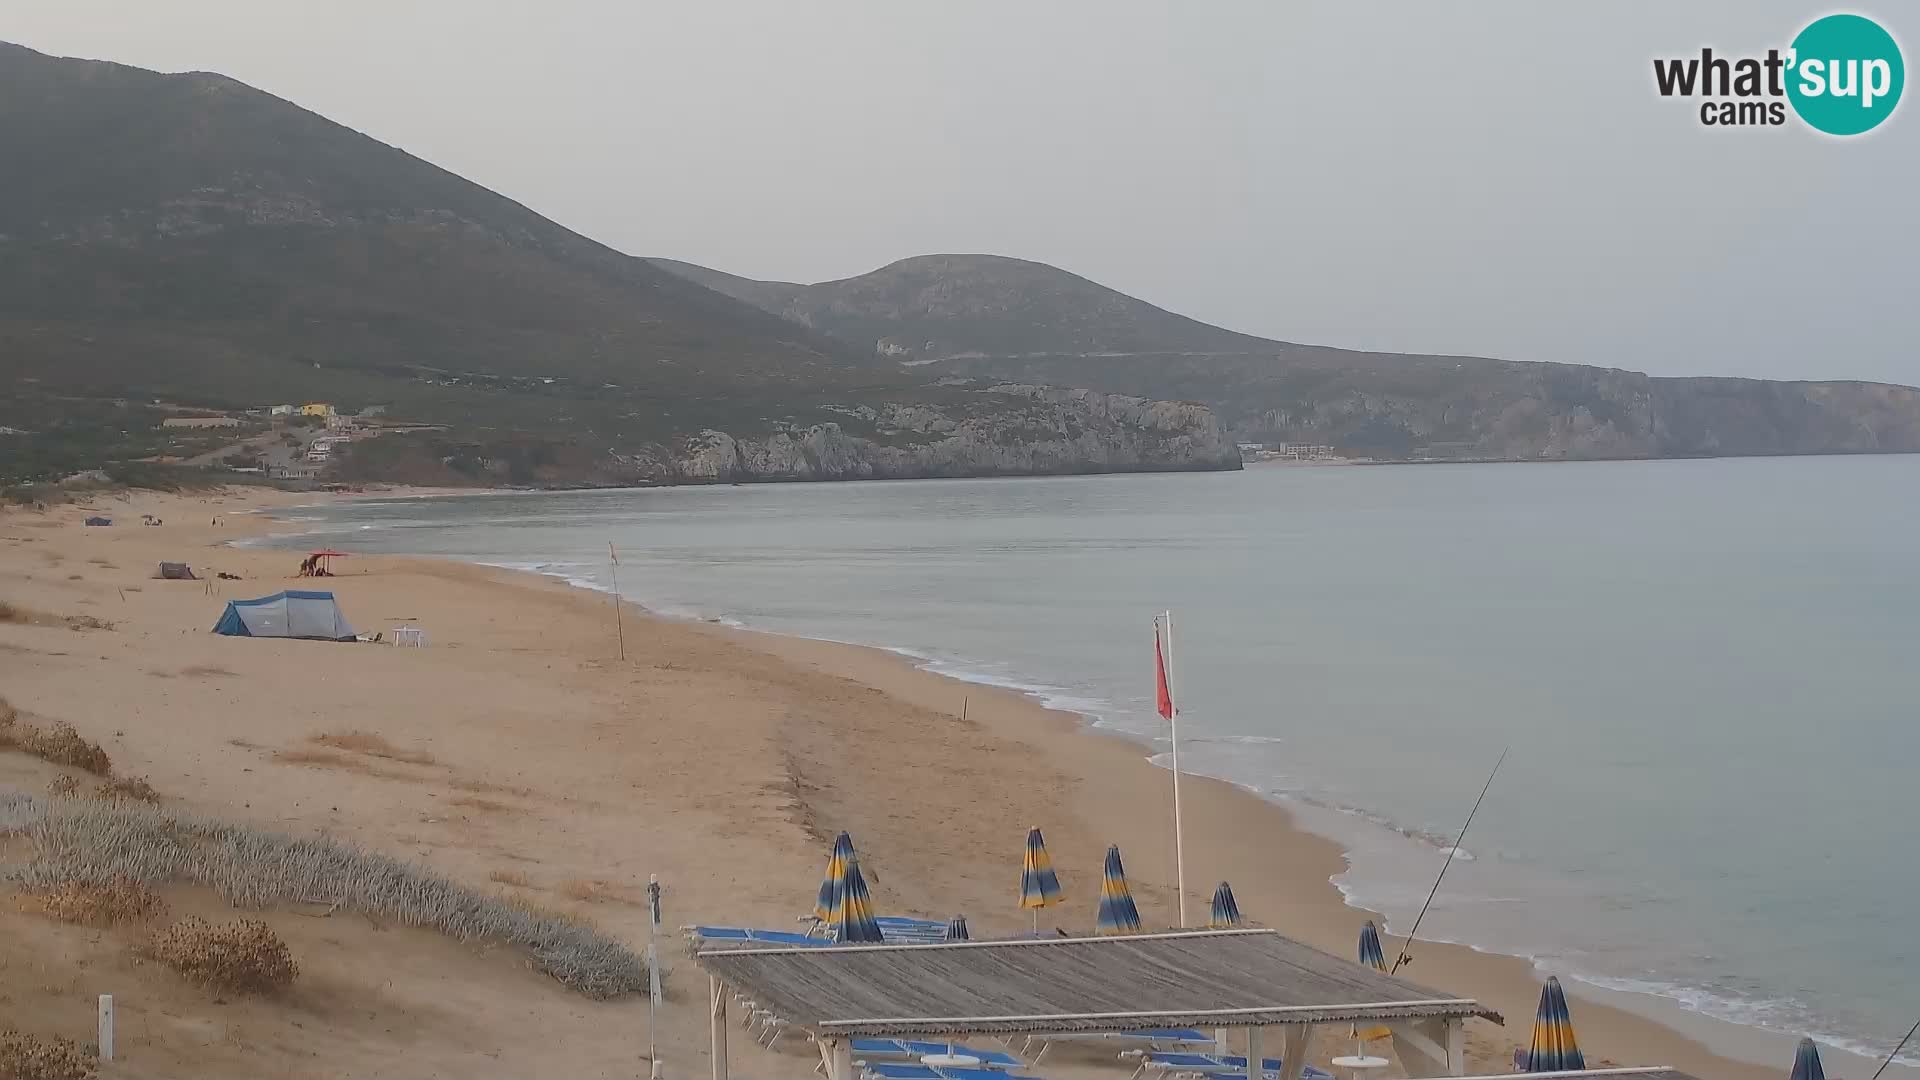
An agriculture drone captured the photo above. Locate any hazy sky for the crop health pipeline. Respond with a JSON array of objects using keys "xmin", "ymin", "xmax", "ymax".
[{"xmin": 8, "ymin": 2, "xmax": 1917, "ymax": 384}]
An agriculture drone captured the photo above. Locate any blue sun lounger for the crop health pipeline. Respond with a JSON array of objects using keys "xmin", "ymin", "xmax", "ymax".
[
  {"xmin": 1130, "ymin": 1052, "xmax": 1332, "ymax": 1080},
  {"xmin": 689, "ymin": 926, "xmax": 836, "ymax": 947},
  {"xmin": 854, "ymin": 1042, "xmax": 1024, "ymax": 1071},
  {"xmin": 1023, "ymin": 1030, "xmax": 1212, "ymax": 1063},
  {"xmin": 863, "ymin": 1065, "xmax": 1043, "ymax": 1080}
]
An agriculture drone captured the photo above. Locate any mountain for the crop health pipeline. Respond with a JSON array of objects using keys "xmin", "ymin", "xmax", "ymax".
[
  {"xmin": 0, "ymin": 43, "xmax": 1238, "ymax": 485},
  {"xmin": 653, "ymin": 254, "xmax": 1920, "ymax": 461}
]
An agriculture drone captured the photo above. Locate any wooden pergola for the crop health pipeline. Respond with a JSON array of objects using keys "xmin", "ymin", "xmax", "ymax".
[{"xmin": 694, "ymin": 928, "xmax": 1503, "ymax": 1080}]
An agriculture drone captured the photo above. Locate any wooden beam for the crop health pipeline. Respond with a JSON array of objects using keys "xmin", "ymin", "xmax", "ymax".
[
  {"xmin": 1245, "ymin": 1027, "xmax": 1262, "ymax": 1080},
  {"xmin": 1390, "ymin": 1018, "xmax": 1450, "ymax": 1077},
  {"xmin": 710, "ymin": 975, "xmax": 729, "ymax": 1080},
  {"xmin": 1278, "ymin": 1024, "xmax": 1315, "ymax": 1080}
]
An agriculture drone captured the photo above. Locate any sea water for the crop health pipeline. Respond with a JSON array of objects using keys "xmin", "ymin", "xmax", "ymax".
[{"xmin": 260, "ymin": 455, "xmax": 1920, "ymax": 1070}]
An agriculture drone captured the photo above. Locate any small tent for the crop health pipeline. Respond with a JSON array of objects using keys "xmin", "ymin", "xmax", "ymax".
[
  {"xmin": 157, "ymin": 562, "xmax": 198, "ymax": 580},
  {"xmin": 212, "ymin": 590, "xmax": 356, "ymax": 641},
  {"xmin": 84, "ymin": 516, "xmax": 111, "ymax": 526}
]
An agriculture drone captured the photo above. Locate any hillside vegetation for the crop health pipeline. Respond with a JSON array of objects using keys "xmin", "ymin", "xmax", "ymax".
[
  {"xmin": 654, "ymin": 253, "xmax": 1920, "ymax": 461},
  {"xmin": 0, "ymin": 43, "xmax": 1237, "ymax": 484}
]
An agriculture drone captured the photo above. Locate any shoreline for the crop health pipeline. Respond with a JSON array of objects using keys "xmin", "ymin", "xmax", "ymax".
[
  {"xmin": 243, "ymin": 489, "xmax": 1856, "ymax": 1077},
  {"xmin": 0, "ymin": 485, "xmax": 1864, "ymax": 1077}
]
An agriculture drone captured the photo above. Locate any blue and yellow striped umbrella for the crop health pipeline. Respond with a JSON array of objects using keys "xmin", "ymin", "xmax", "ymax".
[
  {"xmin": 828, "ymin": 853, "xmax": 885, "ymax": 943},
  {"xmin": 944, "ymin": 915, "xmax": 970, "ymax": 942},
  {"xmin": 1351, "ymin": 921, "xmax": 1393, "ymax": 1042},
  {"xmin": 1789, "ymin": 1037, "xmax": 1826, "ymax": 1080},
  {"xmin": 1020, "ymin": 827, "xmax": 1064, "ymax": 911},
  {"xmin": 1358, "ymin": 920, "xmax": 1388, "ymax": 971},
  {"xmin": 1524, "ymin": 976, "xmax": 1585, "ymax": 1072},
  {"xmin": 1094, "ymin": 844, "xmax": 1143, "ymax": 935},
  {"xmin": 1207, "ymin": 881, "xmax": 1242, "ymax": 928},
  {"xmin": 813, "ymin": 831, "xmax": 856, "ymax": 923}
]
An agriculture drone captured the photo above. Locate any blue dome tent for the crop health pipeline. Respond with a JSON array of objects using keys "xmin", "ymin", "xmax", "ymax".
[{"xmin": 212, "ymin": 590, "xmax": 356, "ymax": 641}]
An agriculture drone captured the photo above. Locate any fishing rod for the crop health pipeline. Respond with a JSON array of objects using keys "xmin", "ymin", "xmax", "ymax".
[
  {"xmin": 1390, "ymin": 746, "xmax": 1508, "ymax": 975},
  {"xmin": 1870, "ymin": 1015, "xmax": 1920, "ymax": 1080}
]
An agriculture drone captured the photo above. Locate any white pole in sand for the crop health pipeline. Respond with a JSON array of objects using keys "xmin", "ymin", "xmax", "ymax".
[
  {"xmin": 98, "ymin": 994, "xmax": 114, "ymax": 1063},
  {"xmin": 648, "ymin": 875, "xmax": 664, "ymax": 1078},
  {"xmin": 1162, "ymin": 610, "xmax": 1189, "ymax": 927}
]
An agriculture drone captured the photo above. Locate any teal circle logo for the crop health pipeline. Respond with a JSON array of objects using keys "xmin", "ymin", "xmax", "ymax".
[{"xmin": 1786, "ymin": 14, "xmax": 1904, "ymax": 135}]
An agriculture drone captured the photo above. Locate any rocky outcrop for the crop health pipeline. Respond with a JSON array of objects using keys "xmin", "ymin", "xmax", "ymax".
[{"xmin": 646, "ymin": 386, "xmax": 1240, "ymax": 483}]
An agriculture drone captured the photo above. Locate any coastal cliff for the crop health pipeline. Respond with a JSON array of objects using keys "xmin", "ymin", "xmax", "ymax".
[{"xmin": 334, "ymin": 385, "xmax": 1242, "ymax": 487}]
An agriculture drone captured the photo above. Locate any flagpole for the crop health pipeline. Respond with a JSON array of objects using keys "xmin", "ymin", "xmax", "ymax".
[{"xmin": 1163, "ymin": 610, "xmax": 1189, "ymax": 927}]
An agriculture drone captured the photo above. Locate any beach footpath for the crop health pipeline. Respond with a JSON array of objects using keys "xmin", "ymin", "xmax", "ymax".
[{"xmin": 0, "ymin": 488, "xmax": 1775, "ymax": 1078}]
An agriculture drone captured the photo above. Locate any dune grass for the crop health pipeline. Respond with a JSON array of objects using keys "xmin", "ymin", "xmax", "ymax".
[
  {"xmin": 148, "ymin": 916, "xmax": 298, "ymax": 994},
  {"xmin": 0, "ymin": 790, "xmax": 646, "ymax": 998},
  {"xmin": 0, "ymin": 1030, "xmax": 95, "ymax": 1080}
]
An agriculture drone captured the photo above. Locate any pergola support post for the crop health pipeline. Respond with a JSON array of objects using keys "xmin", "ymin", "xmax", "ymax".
[
  {"xmin": 1389, "ymin": 1016, "xmax": 1466, "ymax": 1076},
  {"xmin": 709, "ymin": 975, "xmax": 729, "ymax": 1080},
  {"xmin": 1278, "ymin": 1023, "xmax": 1314, "ymax": 1080},
  {"xmin": 820, "ymin": 1035, "xmax": 854, "ymax": 1080},
  {"xmin": 1243, "ymin": 1027, "xmax": 1262, "ymax": 1080}
]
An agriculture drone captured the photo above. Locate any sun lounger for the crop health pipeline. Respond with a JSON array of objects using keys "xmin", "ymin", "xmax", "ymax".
[
  {"xmin": 690, "ymin": 925, "xmax": 837, "ymax": 946},
  {"xmin": 863, "ymin": 1065, "xmax": 1044, "ymax": 1080},
  {"xmin": 1024, "ymin": 1030, "xmax": 1212, "ymax": 1063},
  {"xmin": 1129, "ymin": 1051, "xmax": 1331, "ymax": 1080},
  {"xmin": 899, "ymin": 1041, "xmax": 1023, "ymax": 1069}
]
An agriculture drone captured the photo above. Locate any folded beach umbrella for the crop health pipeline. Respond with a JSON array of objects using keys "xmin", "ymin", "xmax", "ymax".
[
  {"xmin": 1357, "ymin": 920, "xmax": 1388, "ymax": 972},
  {"xmin": 1789, "ymin": 1037, "xmax": 1827, "ymax": 1080},
  {"xmin": 1207, "ymin": 881, "xmax": 1242, "ymax": 928},
  {"xmin": 1094, "ymin": 844, "xmax": 1143, "ymax": 935},
  {"xmin": 813, "ymin": 831, "xmax": 856, "ymax": 923},
  {"xmin": 828, "ymin": 854, "xmax": 885, "ymax": 943},
  {"xmin": 1019, "ymin": 826, "xmax": 1064, "ymax": 930},
  {"xmin": 944, "ymin": 915, "xmax": 970, "ymax": 942},
  {"xmin": 1523, "ymin": 976, "xmax": 1585, "ymax": 1072},
  {"xmin": 1351, "ymin": 921, "xmax": 1393, "ymax": 1042}
]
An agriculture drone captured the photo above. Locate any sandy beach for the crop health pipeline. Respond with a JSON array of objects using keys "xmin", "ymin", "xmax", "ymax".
[{"xmin": 1, "ymin": 487, "xmax": 1788, "ymax": 1078}]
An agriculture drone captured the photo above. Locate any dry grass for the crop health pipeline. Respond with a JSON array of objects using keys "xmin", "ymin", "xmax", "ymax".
[
  {"xmin": 45, "ymin": 775, "xmax": 78, "ymax": 797},
  {"xmin": 0, "ymin": 696, "xmax": 15, "ymax": 726},
  {"xmin": 0, "ymin": 791, "xmax": 647, "ymax": 998},
  {"xmin": 310, "ymin": 730, "xmax": 436, "ymax": 766},
  {"xmin": 0, "ymin": 1030, "xmax": 97, "ymax": 1080},
  {"xmin": 488, "ymin": 868, "xmax": 531, "ymax": 887},
  {"xmin": 0, "ymin": 719, "xmax": 111, "ymax": 775},
  {"xmin": 0, "ymin": 600, "xmax": 29, "ymax": 623},
  {"xmin": 86, "ymin": 557, "xmax": 115, "ymax": 568},
  {"xmin": 451, "ymin": 795, "xmax": 510, "ymax": 813},
  {"xmin": 93, "ymin": 775, "xmax": 160, "ymax": 803},
  {"xmin": 148, "ymin": 916, "xmax": 298, "ymax": 994},
  {"xmin": 65, "ymin": 573, "xmax": 82, "ymax": 581},
  {"xmin": 22, "ymin": 875, "xmax": 167, "ymax": 927},
  {"xmin": 498, "ymin": 889, "xmax": 596, "ymax": 930},
  {"xmin": 178, "ymin": 664, "xmax": 237, "ymax": 678},
  {"xmin": 560, "ymin": 878, "xmax": 616, "ymax": 904}
]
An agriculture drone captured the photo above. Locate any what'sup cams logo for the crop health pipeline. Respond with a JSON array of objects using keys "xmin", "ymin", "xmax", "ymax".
[{"xmin": 1654, "ymin": 12, "xmax": 1904, "ymax": 134}]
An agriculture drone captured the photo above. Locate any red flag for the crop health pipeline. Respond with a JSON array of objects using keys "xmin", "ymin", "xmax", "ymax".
[{"xmin": 1154, "ymin": 622, "xmax": 1174, "ymax": 720}]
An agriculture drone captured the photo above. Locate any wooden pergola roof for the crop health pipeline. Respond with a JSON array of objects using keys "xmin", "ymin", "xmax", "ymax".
[{"xmin": 694, "ymin": 928, "xmax": 1502, "ymax": 1038}]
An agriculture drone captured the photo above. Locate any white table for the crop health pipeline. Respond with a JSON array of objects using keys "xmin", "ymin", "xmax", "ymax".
[
  {"xmin": 1329, "ymin": 1055, "xmax": 1390, "ymax": 1079},
  {"xmin": 391, "ymin": 626, "xmax": 427, "ymax": 647}
]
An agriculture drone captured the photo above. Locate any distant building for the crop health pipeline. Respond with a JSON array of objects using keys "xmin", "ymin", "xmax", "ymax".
[
  {"xmin": 358, "ymin": 404, "xmax": 389, "ymax": 417},
  {"xmin": 300, "ymin": 403, "xmax": 335, "ymax": 418},
  {"xmin": 1276, "ymin": 444, "xmax": 1337, "ymax": 460},
  {"xmin": 162, "ymin": 416, "xmax": 239, "ymax": 429},
  {"xmin": 268, "ymin": 404, "xmax": 295, "ymax": 416},
  {"xmin": 325, "ymin": 414, "xmax": 353, "ymax": 431}
]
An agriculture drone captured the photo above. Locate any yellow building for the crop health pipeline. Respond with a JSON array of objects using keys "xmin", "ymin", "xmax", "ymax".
[{"xmin": 299, "ymin": 403, "xmax": 335, "ymax": 418}]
